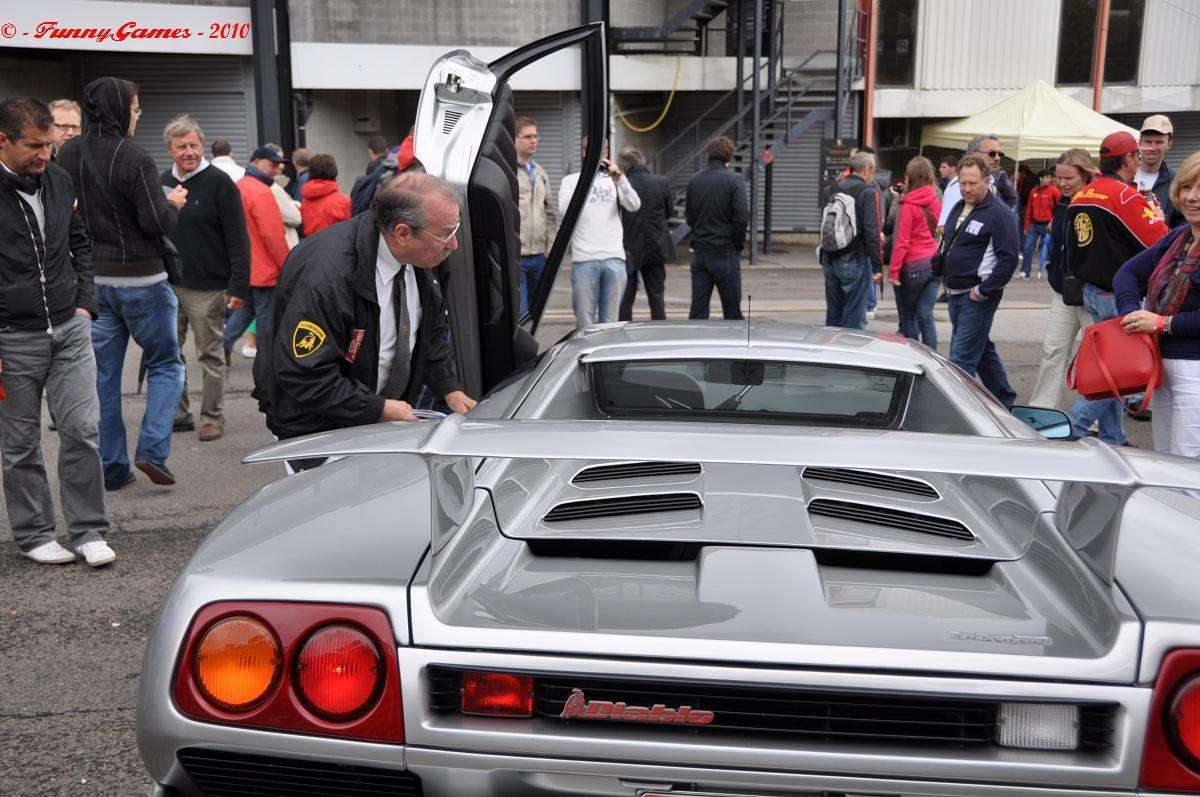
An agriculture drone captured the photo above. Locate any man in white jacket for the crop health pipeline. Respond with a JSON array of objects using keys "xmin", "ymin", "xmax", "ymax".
[{"xmin": 559, "ymin": 140, "xmax": 640, "ymax": 328}]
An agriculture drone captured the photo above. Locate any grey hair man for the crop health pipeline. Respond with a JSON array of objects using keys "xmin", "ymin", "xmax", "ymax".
[
  {"xmin": 160, "ymin": 114, "xmax": 251, "ymax": 441},
  {"xmin": 819, "ymin": 149, "xmax": 882, "ymax": 329},
  {"xmin": 47, "ymin": 98, "xmax": 81, "ymax": 157},
  {"xmin": 617, "ymin": 146, "xmax": 673, "ymax": 321},
  {"xmin": 253, "ymin": 172, "xmax": 476, "ymax": 458},
  {"xmin": 967, "ymin": 132, "xmax": 1018, "ymax": 210},
  {"xmin": 0, "ymin": 97, "xmax": 111, "ymax": 566}
]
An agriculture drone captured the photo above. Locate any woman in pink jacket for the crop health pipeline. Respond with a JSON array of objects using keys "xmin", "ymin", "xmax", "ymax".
[{"xmin": 888, "ymin": 156, "xmax": 943, "ymax": 349}]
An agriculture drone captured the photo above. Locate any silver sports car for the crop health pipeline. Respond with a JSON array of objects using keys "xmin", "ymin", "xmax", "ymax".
[{"xmin": 138, "ymin": 25, "xmax": 1200, "ymax": 797}]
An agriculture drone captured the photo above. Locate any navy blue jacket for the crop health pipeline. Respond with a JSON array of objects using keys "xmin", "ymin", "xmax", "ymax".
[
  {"xmin": 940, "ymin": 191, "xmax": 1019, "ymax": 296},
  {"xmin": 1114, "ymin": 224, "xmax": 1200, "ymax": 360}
]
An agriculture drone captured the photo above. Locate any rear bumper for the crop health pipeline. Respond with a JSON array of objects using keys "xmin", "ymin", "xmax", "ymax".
[{"xmin": 150, "ymin": 747, "xmax": 1171, "ymax": 796}]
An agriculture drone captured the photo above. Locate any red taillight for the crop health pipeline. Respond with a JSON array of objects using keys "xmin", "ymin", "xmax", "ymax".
[
  {"xmin": 1141, "ymin": 649, "xmax": 1200, "ymax": 790},
  {"xmin": 295, "ymin": 624, "xmax": 383, "ymax": 721},
  {"xmin": 172, "ymin": 602, "xmax": 403, "ymax": 744},
  {"xmin": 460, "ymin": 671, "xmax": 534, "ymax": 717}
]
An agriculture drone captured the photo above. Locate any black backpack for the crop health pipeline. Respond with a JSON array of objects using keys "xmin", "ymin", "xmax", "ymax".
[{"xmin": 350, "ymin": 161, "xmax": 398, "ymax": 216}]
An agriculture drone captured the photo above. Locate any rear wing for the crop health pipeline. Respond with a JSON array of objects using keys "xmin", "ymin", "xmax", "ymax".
[{"xmin": 245, "ymin": 416, "xmax": 1200, "ymax": 585}]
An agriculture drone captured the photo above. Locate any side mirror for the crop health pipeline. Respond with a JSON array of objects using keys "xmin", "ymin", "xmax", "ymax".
[{"xmin": 1011, "ymin": 405, "xmax": 1073, "ymax": 440}]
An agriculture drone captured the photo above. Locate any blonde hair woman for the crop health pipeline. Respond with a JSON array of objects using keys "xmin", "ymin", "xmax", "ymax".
[
  {"xmin": 1114, "ymin": 151, "xmax": 1200, "ymax": 457},
  {"xmin": 1028, "ymin": 148, "xmax": 1095, "ymax": 408}
]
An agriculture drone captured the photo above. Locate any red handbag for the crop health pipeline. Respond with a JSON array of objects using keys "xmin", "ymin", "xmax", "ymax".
[{"xmin": 1066, "ymin": 317, "xmax": 1164, "ymax": 413}]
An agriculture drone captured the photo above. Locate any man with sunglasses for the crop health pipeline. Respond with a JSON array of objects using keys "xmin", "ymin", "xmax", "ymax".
[
  {"xmin": 937, "ymin": 134, "xmax": 1018, "ymax": 231},
  {"xmin": 253, "ymin": 172, "xmax": 475, "ymax": 445}
]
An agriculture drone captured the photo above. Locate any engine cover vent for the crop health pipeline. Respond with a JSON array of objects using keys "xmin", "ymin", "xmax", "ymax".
[
  {"xmin": 803, "ymin": 467, "xmax": 939, "ymax": 500},
  {"xmin": 807, "ymin": 498, "xmax": 973, "ymax": 541},
  {"xmin": 441, "ymin": 108, "xmax": 463, "ymax": 134},
  {"xmin": 573, "ymin": 461, "xmax": 702, "ymax": 485},
  {"xmin": 544, "ymin": 493, "xmax": 702, "ymax": 523}
]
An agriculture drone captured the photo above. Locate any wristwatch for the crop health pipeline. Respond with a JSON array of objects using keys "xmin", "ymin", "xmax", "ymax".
[{"xmin": 1165, "ymin": 315, "xmax": 1173, "ymax": 335}]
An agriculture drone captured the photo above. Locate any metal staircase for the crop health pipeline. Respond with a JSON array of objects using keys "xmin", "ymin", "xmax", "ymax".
[
  {"xmin": 612, "ymin": 0, "xmax": 732, "ymax": 55},
  {"xmin": 638, "ymin": 2, "xmax": 865, "ymax": 246}
]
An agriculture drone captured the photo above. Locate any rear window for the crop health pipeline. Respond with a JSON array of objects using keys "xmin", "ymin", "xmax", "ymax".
[{"xmin": 592, "ymin": 360, "xmax": 907, "ymax": 427}]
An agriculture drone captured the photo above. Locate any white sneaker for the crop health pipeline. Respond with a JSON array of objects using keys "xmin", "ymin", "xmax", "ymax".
[
  {"xmin": 76, "ymin": 540, "xmax": 117, "ymax": 567},
  {"xmin": 241, "ymin": 343, "xmax": 257, "ymax": 358},
  {"xmin": 865, "ymin": 309, "xmax": 876, "ymax": 321},
  {"xmin": 23, "ymin": 540, "xmax": 76, "ymax": 564}
]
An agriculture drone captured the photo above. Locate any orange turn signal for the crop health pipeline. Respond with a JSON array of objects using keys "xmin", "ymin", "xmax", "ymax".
[{"xmin": 193, "ymin": 616, "xmax": 281, "ymax": 712}]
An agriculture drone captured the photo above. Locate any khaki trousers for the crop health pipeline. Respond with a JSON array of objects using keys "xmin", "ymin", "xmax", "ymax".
[
  {"xmin": 1028, "ymin": 291, "xmax": 1093, "ymax": 409},
  {"xmin": 174, "ymin": 285, "xmax": 227, "ymax": 428}
]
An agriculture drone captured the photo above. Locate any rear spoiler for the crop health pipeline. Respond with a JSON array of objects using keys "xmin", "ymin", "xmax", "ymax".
[{"xmin": 245, "ymin": 416, "xmax": 1200, "ymax": 585}]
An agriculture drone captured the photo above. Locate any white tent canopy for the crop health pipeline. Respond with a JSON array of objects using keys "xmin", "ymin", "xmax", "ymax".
[{"xmin": 920, "ymin": 81, "xmax": 1138, "ymax": 161}]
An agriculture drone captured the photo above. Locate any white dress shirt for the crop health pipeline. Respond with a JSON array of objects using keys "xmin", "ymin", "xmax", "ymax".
[{"xmin": 375, "ymin": 234, "xmax": 421, "ymax": 393}]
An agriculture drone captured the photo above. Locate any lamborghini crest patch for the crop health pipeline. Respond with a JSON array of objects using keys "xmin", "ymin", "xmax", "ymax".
[{"xmin": 292, "ymin": 320, "xmax": 327, "ymax": 359}]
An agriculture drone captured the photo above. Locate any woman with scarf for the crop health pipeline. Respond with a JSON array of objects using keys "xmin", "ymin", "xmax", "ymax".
[{"xmin": 1114, "ymin": 150, "xmax": 1200, "ymax": 457}]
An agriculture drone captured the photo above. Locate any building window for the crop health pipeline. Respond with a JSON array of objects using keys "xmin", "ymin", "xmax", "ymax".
[
  {"xmin": 876, "ymin": 0, "xmax": 917, "ymax": 87},
  {"xmin": 1056, "ymin": 0, "xmax": 1145, "ymax": 86}
]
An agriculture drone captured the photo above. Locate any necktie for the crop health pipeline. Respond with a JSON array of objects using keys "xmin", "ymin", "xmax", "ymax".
[{"xmin": 381, "ymin": 266, "xmax": 411, "ymax": 399}]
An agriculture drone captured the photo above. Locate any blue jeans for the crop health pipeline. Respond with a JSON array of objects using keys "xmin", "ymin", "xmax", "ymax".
[
  {"xmin": 92, "ymin": 281, "xmax": 184, "ymax": 485},
  {"xmin": 866, "ymin": 276, "xmax": 878, "ymax": 313},
  {"xmin": 689, "ymin": 250, "xmax": 743, "ymax": 320},
  {"xmin": 893, "ymin": 268, "xmax": 938, "ymax": 349},
  {"xmin": 947, "ymin": 291, "xmax": 1017, "ymax": 408},
  {"xmin": 571, "ymin": 258, "xmax": 626, "ymax": 328},
  {"xmin": 1067, "ymin": 282, "xmax": 1127, "ymax": 444},
  {"xmin": 1021, "ymin": 222, "xmax": 1050, "ymax": 276},
  {"xmin": 519, "ymin": 254, "xmax": 548, "ymax": 318},
  {"xmin": 821, "ymin": 251, "xmax": 871, "ymax": 329},
  {"xmin": 223, "ymin": 287, "xmax": 276, "ymax": 353}
]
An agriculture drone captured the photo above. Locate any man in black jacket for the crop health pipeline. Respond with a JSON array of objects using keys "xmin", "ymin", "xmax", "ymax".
[
  {"xmin": 57, "ymin": 77, "xmax": 188, "ymax": 490},
  {"xmin": 0, "ymin": 97, "xmax": 112, "ymax": 567},
  {"xmin": 686, "ymin": 136, "xmax": 748, "ymax": 320},
  {"xmin": 161, "ymin": 114, "xmax": 251, "ymax": 442},
  {"xmin": 253, "ymin": 172, "xmax": 475, "ymax": 451},
  {"xmin": 618, "ymin": 147, "xmax": 672, "ymax": 321}
]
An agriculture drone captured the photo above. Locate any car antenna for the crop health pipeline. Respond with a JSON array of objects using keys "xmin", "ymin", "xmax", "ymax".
[{"xmin": 746, "ymin": 294, "xmax": 752, "ymax": 348}]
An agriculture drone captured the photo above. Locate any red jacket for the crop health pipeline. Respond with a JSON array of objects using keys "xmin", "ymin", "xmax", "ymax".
[
  {"xmin": 1067, "ymin": 174, "xmax": 1167, "ymax": 290},
  {"xmin": 237, "ymin": 175, "xmax": 290, "ymax": 288},
  {"xmin": 1023, "ymin": 184, "xmax": 1061, "ymax": 229},
  {"xmin": 300, "ymin": 179, "xmax": 351, "ymax": 236},
  {"xmin": 887, "ymin": 184, "xmax": 942, "ymax": 281}
]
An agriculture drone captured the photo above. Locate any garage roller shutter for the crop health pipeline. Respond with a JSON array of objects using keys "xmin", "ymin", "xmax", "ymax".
[{"xmin": 79, "ymin": 53, "xmax": 256, "ymax": 174}]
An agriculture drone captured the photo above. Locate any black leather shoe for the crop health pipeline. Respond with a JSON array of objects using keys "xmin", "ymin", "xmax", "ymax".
[
  {"xmin": 105, "ymin": 472, "xmax": 136, "ymax": 492},
  {"xmin": 135, "ymin": 460, "xmax": 176, "ymax": 486},
  {"xmin": 173, "ymin": 417, "xmax": 195, "ymax": 433}
]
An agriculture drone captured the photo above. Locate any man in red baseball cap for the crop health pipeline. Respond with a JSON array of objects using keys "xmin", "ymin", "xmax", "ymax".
[{"xmin": 1063, "ymin": 129, "xmax": 1168, "ymax": 444}]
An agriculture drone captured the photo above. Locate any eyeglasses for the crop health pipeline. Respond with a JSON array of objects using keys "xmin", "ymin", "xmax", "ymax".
[
  {"xmin": 53, "ymin": 123, "xmax": 81, "ymax": 132},
  {"xmin": 986, "ymin": 150, "xmax": 1003, "ymax": 159},
  {"xmin": 415, "ymin": 220, "xmax": 460, "ymax": 245}
]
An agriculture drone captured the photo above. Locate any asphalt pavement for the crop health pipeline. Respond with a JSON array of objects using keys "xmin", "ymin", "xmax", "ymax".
[{"xmin": 0, "ymin": 248, "xmax": 1154, "ymax": 794}]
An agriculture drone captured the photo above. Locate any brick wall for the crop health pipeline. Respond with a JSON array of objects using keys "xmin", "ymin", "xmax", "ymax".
[{"xmin": 288, "ymin": 0, "xmax": 580, "ymax": 46}]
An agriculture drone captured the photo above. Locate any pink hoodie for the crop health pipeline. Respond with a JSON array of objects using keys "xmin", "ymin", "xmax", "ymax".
[{"xmin": 888, "ymin": 184, "xmax": 943, "ymax": 281}]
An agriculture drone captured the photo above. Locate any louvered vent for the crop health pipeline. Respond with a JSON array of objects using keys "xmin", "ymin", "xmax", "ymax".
[
  {"xmin": 807, "ymin": 498, "xmax": 974, "ymax": 541},
  {"xmin": 544, "ymin": 493, "xmax": 702, "ymax": 523},
  {"xmin": 177, "ymin": 748, "xmax": 423, "ymax": 796},
  {"xmin": 441, "ymin": 108, "xmax": 463, "ymax": 134},
  {"xmin": 803, "ymin": 467, "xmax": 939, "ymax": 500},
  {"xmin": 573, "ymin": 461, "xmax": 701, "ymax": 485}
]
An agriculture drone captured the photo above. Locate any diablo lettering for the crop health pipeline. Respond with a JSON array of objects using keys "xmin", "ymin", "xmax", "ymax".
[{"xmin": 559, "ymin": 688, "xmax": 715, "ymax": 725}]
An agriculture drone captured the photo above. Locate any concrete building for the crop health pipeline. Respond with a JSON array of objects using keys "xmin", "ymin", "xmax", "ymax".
[
  {"xmin": 871, "ymin": 0, "xmax": 1200, "ymax": 173},
  {"xmin": 0, "ymin": 0, "xmax": 851, "ymax": 236}
]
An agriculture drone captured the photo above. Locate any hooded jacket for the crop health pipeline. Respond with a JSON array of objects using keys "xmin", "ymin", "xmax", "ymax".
[
  {"xmin": 56, "ymin": 76, "xmax": 179, "ymax": 278},
  {"xmin": 300, "ymin": 178, "xmax": 351, "ymax": 237},
  {"xmin": 888, "ymin": 184, "xmax": 942, "ymax": 281},
  {"xmin": 237, "ymin": 171, "xmax": 291, "ymax": 288}
]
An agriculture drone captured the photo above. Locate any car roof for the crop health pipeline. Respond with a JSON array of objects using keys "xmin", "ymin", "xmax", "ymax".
[{"xmin": 562, "ymin": 320, "xmax": 930, "ymax": 375}]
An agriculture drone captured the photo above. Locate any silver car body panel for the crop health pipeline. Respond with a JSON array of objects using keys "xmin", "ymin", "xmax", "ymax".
[{"xmin": 139, "ymin": 321, "xmax": 1200, "ymax": 794}]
